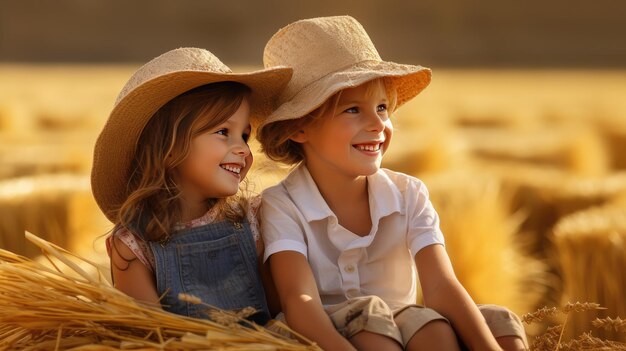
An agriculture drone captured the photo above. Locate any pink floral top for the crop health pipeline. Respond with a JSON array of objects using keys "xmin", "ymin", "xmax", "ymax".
[{"xmin": 106, "ymin": 196, "xmax": 262, "ymax": 274}]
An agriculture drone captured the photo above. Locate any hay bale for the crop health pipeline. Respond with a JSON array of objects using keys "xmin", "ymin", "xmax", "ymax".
[
  {"xmin": 421, "ymin": 171, "xmax": 548, "ymax": 317},
  {"xmin": 0, "ymin": 174, "xmax": 108, "ymax": 258},
  {"xmin": 596, "ymin": 115, "xmax": 626, "ymax": 171},
  {"xmin": 463, "ymin": 127, "xmax": 610, "ymax": 177},
  {"xmin": 553, "ymin": 205, "xmax": 626, "ymax": 342},
  {"xmin": 472, "ymin": 162, "xmax": 626, "ymax": 256}
]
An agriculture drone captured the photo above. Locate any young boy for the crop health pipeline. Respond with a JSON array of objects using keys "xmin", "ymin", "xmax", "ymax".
[{"xmin": 258, "ymin": 16, "xmax": 528, "ymax": 351}]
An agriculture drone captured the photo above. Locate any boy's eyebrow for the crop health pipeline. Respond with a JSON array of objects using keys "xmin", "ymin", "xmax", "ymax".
[{"xmin": 338, "ymin": 97, "xmax": 389, "ymax": 106}]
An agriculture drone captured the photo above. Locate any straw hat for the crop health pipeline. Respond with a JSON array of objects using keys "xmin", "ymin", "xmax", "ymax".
[
  {"xmin": 260, "ymin": 15, "xmax": 431, "ymax": 131},
  {"xmin": 91, "ymin": 47, "xmax": 292, "ymax": 221}
]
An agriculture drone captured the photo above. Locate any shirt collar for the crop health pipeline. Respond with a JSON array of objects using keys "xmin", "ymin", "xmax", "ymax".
[
  {"xmin": 284, "ymin": 163, "xmax": 335, "ymax": 222},
  {"xmin": 284, "ymin": 164, "xmax": 405, "ymax": 223},
  {"xmin": 367, "ymin": 168, "xmax": 405, "ymax": 219}
]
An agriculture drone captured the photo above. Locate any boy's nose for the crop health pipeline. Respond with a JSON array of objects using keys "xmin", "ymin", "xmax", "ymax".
[{"xmin": 366, "ymin": 110, "xmax": 387, "ymax": 132}]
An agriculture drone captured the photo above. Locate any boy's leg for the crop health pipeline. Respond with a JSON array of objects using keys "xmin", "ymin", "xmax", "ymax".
[
  {"xmin": 495, "ymin": 336, "xmax": 527, "ymax": 351},
  {"xmin": 350, "ymin": 331, "xmax": 403, "ymax": 351},
  {"xmin": 394, "ymin": 305, "xmax": 461, "ymax": 351},
  {"xmin": 325, "ymin": 295, "xmax": 403, "ymax": 350},
  {"xmin": 478, "ymin": 304, "xmax": 528, "ymax": 351}
]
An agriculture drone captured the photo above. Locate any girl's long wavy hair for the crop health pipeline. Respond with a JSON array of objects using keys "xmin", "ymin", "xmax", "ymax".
[{"xmin": 114, "ymin": 82, "xmax": 252, "ymax": 243}]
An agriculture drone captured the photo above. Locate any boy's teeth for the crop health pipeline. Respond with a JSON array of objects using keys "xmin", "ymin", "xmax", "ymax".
[{"xmin": 221, "ymin": 165, "xmax": 241, "ymax": 174}]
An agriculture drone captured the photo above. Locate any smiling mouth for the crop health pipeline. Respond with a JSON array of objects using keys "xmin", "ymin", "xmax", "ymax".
[
  {"xmin": 353, "ymin": 143, "xmax": 383, "ymax": 152},
  {"xmin": 220, "ymin": 164, "xmax": 242, "ymax": 175}
]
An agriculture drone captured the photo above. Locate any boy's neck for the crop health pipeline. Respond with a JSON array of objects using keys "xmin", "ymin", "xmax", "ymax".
[{"xmin": 304, "ymin": 162, "xmax": 372, "ymax": 236}]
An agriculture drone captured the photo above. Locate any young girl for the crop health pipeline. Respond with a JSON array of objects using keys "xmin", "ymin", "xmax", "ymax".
[
  {"xmin": 90, "ymin": 47, "xmax": 291, "ymax": 324},
  {"xmin": 257, "ymin": 17, "xmax": 528, "ymax": 350}
]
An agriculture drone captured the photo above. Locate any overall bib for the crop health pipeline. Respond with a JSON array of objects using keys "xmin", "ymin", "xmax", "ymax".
[{"xmin": 147, "ymin": 220, "xmax": 270, "ymax": 325}]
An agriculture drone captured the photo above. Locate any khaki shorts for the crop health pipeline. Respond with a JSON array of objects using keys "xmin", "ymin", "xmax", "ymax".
[{"xmin": 274, "ymin": 295, "xmax": 528, "ymax": 348}]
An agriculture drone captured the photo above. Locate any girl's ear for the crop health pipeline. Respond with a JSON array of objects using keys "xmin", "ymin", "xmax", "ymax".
[{"xmin": 288, "ymin": 130, "xmax": 308, "ymax": 144}]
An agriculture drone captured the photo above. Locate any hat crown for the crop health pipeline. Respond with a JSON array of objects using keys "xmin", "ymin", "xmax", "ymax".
[
  {"xmin": 116, "ymin": 48, "xmax": 233, "ymax": 105},
  {"xmin": 263, "ymin": 16, "xmax": 382, "ymax": 101}
]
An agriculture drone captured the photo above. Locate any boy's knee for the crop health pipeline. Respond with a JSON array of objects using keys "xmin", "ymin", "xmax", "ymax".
[
  {"xmin": 478, "ymin": 304, "xmax": 528, "ymax": 348},
  {"xmin": 327, "ymin": 296, "xmax": 402, "ymax": 344},
  {"xmin": 479, "ymin": 304, "xmax": 521, "ymax": 323},
  {"xmin": 406, "ymin": 320, "xmax": 460, "ymax": 351},
  {"xmin": 394, "ymin": 305, "xmax": 450, "ymax": 346}
]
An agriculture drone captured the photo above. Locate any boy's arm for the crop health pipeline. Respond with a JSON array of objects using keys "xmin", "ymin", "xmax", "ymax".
[
  {"xmin": 270, "ymin": 251, "xmax": 356, "ymax": 351},
  {"xmin": 415, "ymin": 244, "xmax": 502, "ymax": 351},
  {"xmin": 110, "ymin": 236, "xmax": 161, "ymax": 306}
]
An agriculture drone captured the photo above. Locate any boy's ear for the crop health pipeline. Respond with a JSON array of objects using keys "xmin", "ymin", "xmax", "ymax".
[{"xmin": 288, "ymin": 130, "xmax": 308, "ymax": 144}]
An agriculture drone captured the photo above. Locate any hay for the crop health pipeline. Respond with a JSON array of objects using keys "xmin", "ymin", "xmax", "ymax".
[
  {"xmin": 0, "ymin": 174, "xmax": 110, "ymax": 258},
  {"xmin": 553, "ymin": 205, "xmax": 626, "ymax": 342},
  {"xmin": 420, "ymin": 171, "xmax": 548, "ymax": 317},
  {"xmin": 0, "ymin": 232, "xmax": 319, "ymax": 350},
  {"xmin": 522, "ymin": 303, "xmax": 626, "ymax": 351}
]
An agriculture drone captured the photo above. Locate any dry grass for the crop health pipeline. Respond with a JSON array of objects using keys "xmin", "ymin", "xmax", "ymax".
[
  {"xmin": 523, "ymin": 302, "xmax": 626, "ymax": 350},
  {"xmin": 0, "ymin": 232, "xmax": 319, "ymax": 350}
]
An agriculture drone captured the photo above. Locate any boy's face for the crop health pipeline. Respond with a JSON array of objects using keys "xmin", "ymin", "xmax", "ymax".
[{"xmin": 293, "ymin": 81, "xmax": 392, "ymax": 179}]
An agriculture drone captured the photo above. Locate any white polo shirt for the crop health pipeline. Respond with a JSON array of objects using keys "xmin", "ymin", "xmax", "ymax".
[{"xmin": 261, "ymin": 164, "xmax": 445, "ymax": 310}]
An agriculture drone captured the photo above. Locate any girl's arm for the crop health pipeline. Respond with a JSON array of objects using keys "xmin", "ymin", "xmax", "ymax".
[
  {"xmin": 270, "ymin": 251, "xmax": 356, "ymax": 351},
  {"xmin": 415, "ymin": 244, "xmax": 502, "ymax": 351},
  {"xmin": 257, "ymin": 240, "xmax": 281, "ymax": 317},
  {"xmin": 109, "ymin": 236, "xmax": 160, "ymax": 305}
]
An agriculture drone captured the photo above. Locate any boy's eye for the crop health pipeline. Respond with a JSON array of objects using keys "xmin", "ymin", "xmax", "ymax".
[
  {"xmin": 215, "ymin": 128, "xmax": 228, "ymax": 136},
  {"xmin": 345, "ymin": 107, "xmax": 359, "ymax": 114},
  {"xmin": 377, "ymin": 104, "xmax": 388, "ymax": 112}
]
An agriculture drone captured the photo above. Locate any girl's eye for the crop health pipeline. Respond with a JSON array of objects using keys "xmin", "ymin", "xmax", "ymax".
[
  {"xmin": 345, "ymin": 107, "xmax": 359, "ymax": 114},
  {"xmin": 215, "ymin": 128, "xmax": 228, "ymax": 136},
  {"xmin": 242, "ymin": 133, "xmax": 250, "ymax": 143},
  {"xmin": 377, "ymin": 104, "xmax": 388, "ymax": 112}
]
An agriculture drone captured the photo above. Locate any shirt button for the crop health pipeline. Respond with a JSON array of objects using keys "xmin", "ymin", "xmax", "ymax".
[{"xmin": 344, "ymin": 265, "xmax": 355, "ymax": 273}]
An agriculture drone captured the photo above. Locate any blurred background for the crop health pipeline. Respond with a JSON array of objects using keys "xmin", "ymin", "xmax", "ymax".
[{"xmin": 1, "ymin": 0, "xmax": 625, "ymax": 342}]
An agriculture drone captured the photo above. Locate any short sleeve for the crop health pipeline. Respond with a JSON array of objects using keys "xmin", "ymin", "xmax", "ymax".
[
  {"xmin": 107, "ymin": 228, "xmax": 155, "ymax": 273},
  {"xmin": 407, "ymin": 179, "xmax": 445, "ymax": 258},
  {"xmin": 260, "ymin": 187, "xmax": 309, "ymax": 262}
]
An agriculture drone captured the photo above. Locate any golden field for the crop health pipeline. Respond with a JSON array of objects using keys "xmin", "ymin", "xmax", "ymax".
[{"xmin": 1, "ymin": 65, "xmax": 625, "ymax": 349}]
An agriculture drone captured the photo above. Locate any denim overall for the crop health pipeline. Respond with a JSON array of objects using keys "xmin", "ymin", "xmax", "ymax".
[{"xmin": 146, "ymin": 220, "xmax": 270, "ymax": 325}]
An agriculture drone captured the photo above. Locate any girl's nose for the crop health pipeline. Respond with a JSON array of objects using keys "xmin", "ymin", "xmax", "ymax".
[{"xmin": 232, "ymin": 139, "xmax": 251, "ymax": 157}]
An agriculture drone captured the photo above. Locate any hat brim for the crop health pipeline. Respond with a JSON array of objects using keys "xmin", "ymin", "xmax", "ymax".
[
  {"xmin": 261, "ymin": 60, "xmax": 431, "ymax": 130},
  {"xmin": 92, "ymin": 66, "xmax": 292, "ymax": 221}
]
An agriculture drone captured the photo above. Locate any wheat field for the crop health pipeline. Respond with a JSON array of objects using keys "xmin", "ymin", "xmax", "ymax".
[{"xmin": 1, "ymin": 65, "xmax": 625, "ymax": 349}]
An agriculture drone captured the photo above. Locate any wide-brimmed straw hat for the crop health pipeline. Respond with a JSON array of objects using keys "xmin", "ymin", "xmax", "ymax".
[
  {"xmin": 259, "ymin": 15, "xmax": 431, "ymax": 131},
  {"xmin": 91, "ymin": 47, "xmax": 292, "ymax": 222}
]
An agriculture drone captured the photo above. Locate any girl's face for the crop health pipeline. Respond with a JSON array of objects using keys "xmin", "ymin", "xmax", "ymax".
[
  {"xmin": 176, "ymin": 99, "xmax": 253, "ymax": 201},
  {"xmin": 294, "ymin": 81, "xmax": 392, "ymax": 180}
]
